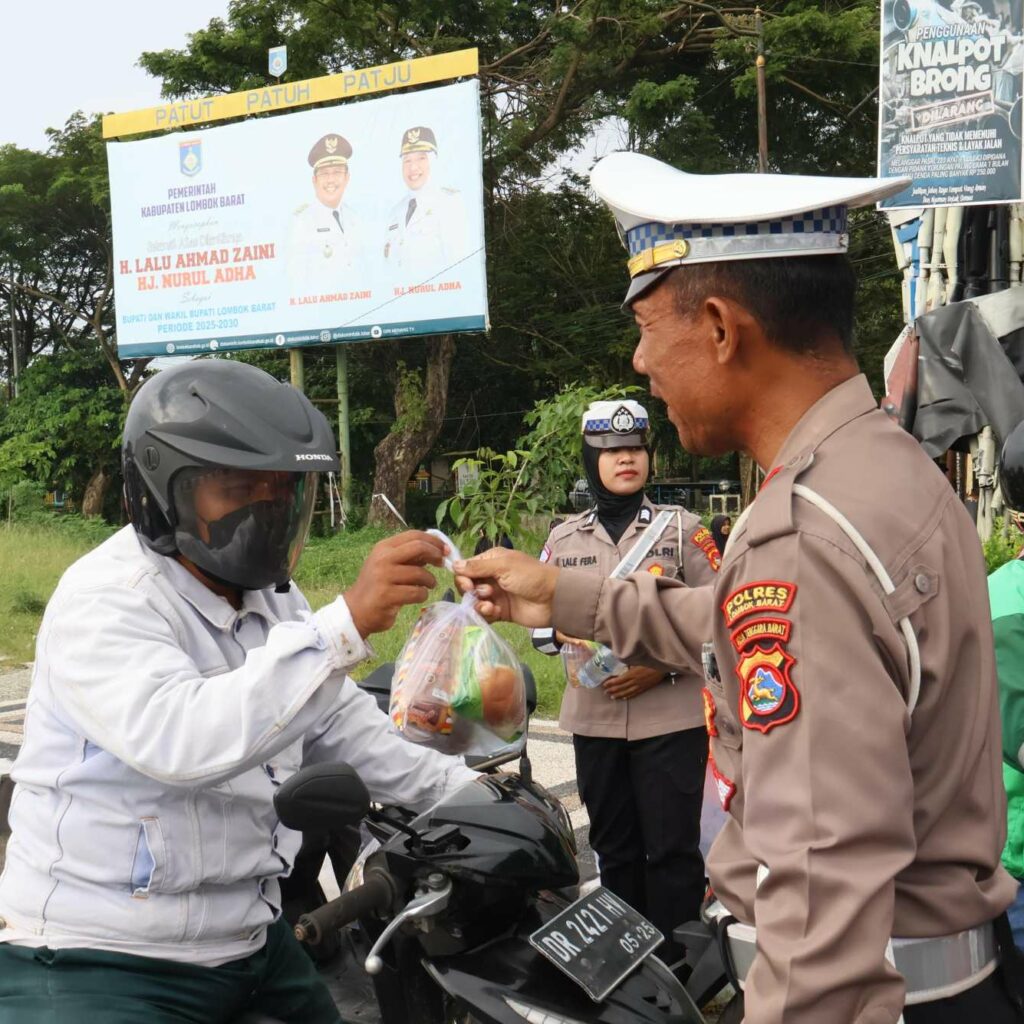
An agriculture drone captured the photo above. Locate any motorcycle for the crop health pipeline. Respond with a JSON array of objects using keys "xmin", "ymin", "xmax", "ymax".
[
  {"xmin": 263, "ymin": 661, "xmax": 735, "ymax": 1024},
  {"xmin": 273, "ymin": 759, "xmax": 714, "ymax": 1024}
]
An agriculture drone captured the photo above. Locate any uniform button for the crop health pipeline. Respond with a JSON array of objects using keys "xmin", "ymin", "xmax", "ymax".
[{"xmin": 914, "ymin": 573, "xmax": 931, "ymax": 594}]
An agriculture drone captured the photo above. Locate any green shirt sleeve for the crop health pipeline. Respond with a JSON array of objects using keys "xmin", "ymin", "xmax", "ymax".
[{"xmin": 988, "ymin": 559, "xmax": 1024, "ymax": 769}]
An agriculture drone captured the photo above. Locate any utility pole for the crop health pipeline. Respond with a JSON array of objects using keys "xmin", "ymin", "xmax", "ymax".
[
  {"xmin": 8, "ymin": 263, "xmax": 18, "ymax": 399},
  {"xmin": 740, "ymin": 8, "xmax": 770, "ymax": 508}
]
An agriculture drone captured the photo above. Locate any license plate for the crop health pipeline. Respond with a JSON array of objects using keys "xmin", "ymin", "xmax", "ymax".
[{"xmin": 528, "ymin": 886, "xmax": 663, "ymax": 1002}]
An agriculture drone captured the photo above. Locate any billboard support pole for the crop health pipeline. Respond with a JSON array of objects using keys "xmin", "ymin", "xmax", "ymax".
[
  {"xmin": 289, "ymin": 349, "xmax": 305, "ymax": 392},
  {"xmin": 336, "ymin": 346, "xmax": 351, "ymax": 517}
]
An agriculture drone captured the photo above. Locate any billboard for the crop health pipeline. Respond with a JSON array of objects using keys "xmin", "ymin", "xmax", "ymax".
[
  {"xmin": 107, "ymin": 79, "xmax": 487, "ymax": 358},
  {"xmin": 878, "ymin": 0, "xmax": 1024, "ymax": 209}
]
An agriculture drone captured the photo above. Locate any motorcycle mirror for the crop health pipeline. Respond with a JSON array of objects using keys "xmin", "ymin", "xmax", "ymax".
[
  {"xmin": 522, "ymin": 665, "xmax": 538, "ymax": 717},
  {"xmin": 273, "ymin": 763, "xmax": 371, "ymax": 832}
]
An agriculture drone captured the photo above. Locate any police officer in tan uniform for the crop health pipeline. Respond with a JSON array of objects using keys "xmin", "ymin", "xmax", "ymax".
[
  {"xmin": 456, "ymin": 154, "xmax": 1023, "ymax": 1022},
  {"xmin": 531, "ymin": 399, "xmax": 719, "ymax": 952}
]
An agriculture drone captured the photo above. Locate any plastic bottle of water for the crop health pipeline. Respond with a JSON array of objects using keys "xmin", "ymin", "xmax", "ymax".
[{"xmin": 576, "ymin": 644, "xmax": 628, "ymax": 689}]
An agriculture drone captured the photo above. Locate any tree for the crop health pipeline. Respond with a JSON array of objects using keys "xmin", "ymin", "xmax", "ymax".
[
  {"xmin": 0, "ymin": 346, "xmax": 126, "ymax": 516},
  {"xmin": 0, "ymin": 116, "xmax": 155, "ymax": 513},
  {"xmin": 369, "ymin": 335, "xmax": 456, "ymax": 523},
  {"xmin": 129, "ymin": 0, "xmax": 899, "ymax": 516}
]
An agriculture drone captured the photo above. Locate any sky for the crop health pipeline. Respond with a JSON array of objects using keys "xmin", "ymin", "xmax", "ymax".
[{"xmin": 3, "ymin": 1, "xmax": 231, "ymax": 152}]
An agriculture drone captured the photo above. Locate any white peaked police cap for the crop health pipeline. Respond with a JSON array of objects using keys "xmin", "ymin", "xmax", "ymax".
[
  {"xmin": 590, "ymin": 152, "xmax": 911, "ymax": 306},
  {"xmin": 581, "ymin": 399, "xmax": 650, "ymax": 449}
]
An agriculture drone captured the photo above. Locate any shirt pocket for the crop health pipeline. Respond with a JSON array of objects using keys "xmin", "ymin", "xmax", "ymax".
[{"xmin": 130, "ymin": 816, "xmax": 166, "ymax": 898}]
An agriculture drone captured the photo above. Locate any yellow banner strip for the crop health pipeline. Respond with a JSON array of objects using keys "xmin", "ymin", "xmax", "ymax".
[{"xmin": 103, "ymin": 49, "xmax": 479, "ymax": 139}]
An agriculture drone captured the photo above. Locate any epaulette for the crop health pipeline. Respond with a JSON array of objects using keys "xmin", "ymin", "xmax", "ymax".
[
  {"xmin": 293, "ymin": 202, "xmax": 309, "ymax": 215},
  {"xmin": 442, "ymin": 186, "xmax": 459, "ymax": 195},
  {"xmin": 547, "ymin": 508, "xmax": 594, "ymax": 540},
  {"xmin": 744, "ymin": 450, "xmax": 814, "ymax": 548}
]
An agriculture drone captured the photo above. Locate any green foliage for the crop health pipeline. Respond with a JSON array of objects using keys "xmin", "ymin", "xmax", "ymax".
[
  {"xmin": 985, "ymin": 518, "xmax": 1024, "ymax": 575},
  {"xmin": 436, "ymin": 448, "xmax": 540, "ymax": 553},
  {"xmin": 436, "ymin": 383, "xmax": 645, "ymax": 547},
  {"xmin": 0, "ymin": 346, "xmax": 126, "ymax": 497}
]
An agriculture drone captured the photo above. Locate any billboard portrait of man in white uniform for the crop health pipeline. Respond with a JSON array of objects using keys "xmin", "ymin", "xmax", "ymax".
[
  {"xmin": 383, "ymin": 126, "xmax": 469, "ymax": 283},
  {"xmin": 286, "ymin": 133, "xmax": 365, "ymax": 296}
]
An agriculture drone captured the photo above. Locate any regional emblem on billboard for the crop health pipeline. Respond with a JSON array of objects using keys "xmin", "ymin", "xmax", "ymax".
[{"xmin": 179, "ymin": 140, "xmax": 202, "ymax": 177}]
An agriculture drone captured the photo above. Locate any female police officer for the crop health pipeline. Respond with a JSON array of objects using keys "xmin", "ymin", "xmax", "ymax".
[{"xmin": 531, "ymin": 398, "xmax": 719, "ymax": 955}]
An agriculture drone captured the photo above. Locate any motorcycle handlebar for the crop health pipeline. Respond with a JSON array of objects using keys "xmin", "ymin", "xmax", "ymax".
[{"xmin": 294, "ymin": 872, "xmax": 393, "ymax": 945}]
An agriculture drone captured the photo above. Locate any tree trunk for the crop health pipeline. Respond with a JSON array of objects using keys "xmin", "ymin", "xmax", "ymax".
[
  {"xmin": 739, "ymin": 452, "xmax": 760, "ymax": 509},
  {"xmin": 369, "ymin": 335, "xmax": 456, "ymax": 526},
  {"xmin": 81, "ymin": 466, "xmax": 110, "ymax": 518}
]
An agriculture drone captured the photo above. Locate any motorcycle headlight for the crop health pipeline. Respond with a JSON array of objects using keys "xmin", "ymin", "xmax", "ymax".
[{"xmin": 342, "ymin": 837, "xmax": 381, "ymax": 893}]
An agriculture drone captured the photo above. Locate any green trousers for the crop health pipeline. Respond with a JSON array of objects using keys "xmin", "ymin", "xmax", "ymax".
[{"xmin": 0, "ymin": 918, "xmax": 340, "ymax": 1024}]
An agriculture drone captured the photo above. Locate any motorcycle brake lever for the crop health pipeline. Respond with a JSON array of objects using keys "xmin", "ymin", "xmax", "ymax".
[{"xmin": 364, "ymin": 874, "xmax": 452, "ymax": 975}]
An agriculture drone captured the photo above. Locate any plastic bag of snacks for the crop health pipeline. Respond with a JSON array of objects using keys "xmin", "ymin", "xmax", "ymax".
[
  {"xmin": 389, "ymin": 533, "xmax": 528, "ymax": 756},
  {"xmin": 560, "ymin": 639, "xmax": 627, "ymax": 689}
]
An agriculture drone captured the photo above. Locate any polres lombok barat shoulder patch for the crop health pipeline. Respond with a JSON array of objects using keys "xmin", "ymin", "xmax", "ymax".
[{"xmin": 722, "ymin": 581, "xmax": 796, "ymax": 628}]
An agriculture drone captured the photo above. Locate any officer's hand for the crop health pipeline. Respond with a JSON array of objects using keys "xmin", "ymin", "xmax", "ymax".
[
  {"xmin": 454, "ymin": 550, "xmax": 559, "ymax": 628},
  {"xmin": 602, "ymin": 666, "xmax": 666, "ymax": 701},
  {"xmin": 345, "ymin": 531, "xmax": 446, "ymax": 639},
  {"xmin": 555, "ymin": 630, "xmax": 587, "ymax": 646}
]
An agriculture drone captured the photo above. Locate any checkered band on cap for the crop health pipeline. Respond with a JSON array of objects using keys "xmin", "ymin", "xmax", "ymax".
[
  {"xmin": 625, "ymin": 205, "xmax": 849, "ymax": 272},
  {"xmin": 584, "ymin": 416, "xmax": 649, "ymax": 432}
]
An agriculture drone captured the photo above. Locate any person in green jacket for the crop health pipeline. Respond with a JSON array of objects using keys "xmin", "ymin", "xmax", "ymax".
[{"xmin": 991, "ymin": 421, "xmax": 1024, "ymax": 948}]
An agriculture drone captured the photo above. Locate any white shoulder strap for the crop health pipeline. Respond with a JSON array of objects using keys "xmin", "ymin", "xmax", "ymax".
[
  {"xmin": 792, "ymin": 485, "xmax": 922, "ymax": 718},
  {"xmin": 724, "ymin": 486, "xmax": 922, "ymax": 718}
]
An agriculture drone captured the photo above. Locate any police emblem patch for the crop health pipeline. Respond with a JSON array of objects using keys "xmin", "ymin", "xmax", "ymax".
[
  {"xmin": 690, "ymin": 526, "xmax": 721, "ymax": 572},
  {"xmin": 736, "ymin": 642, "xmax": 798, "ymax": 733},
  {"xmin": 610, "ymin": 405, "xmax": 636, "ymax": 433},
  {"xmin": 648, "ymin": 564, "xmax": 664, "ymax": 576}
]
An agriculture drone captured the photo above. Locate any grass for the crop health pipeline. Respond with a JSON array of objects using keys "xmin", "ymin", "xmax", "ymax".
[{"xmin": 0, "ymin": 521, "xmax": 566, "ymax": 719}]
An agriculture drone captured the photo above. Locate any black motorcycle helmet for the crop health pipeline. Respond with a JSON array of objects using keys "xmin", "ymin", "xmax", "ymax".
[
  {"xmin": 123, "ymin": 359, "xmax": 339, "ymax": 591},
  {"xmin": 1002, "ymin": 420, "xmax": 1024, "ymax": 515}
]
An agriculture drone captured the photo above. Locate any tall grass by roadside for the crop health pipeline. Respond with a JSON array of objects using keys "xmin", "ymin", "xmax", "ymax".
[
  {"xmin": 0, "ymin": 522, "xmax": 566, "ymax": 718},
  {"xmin": 0, "ymin": 521, "xmax": 118, "ymax": 664}
]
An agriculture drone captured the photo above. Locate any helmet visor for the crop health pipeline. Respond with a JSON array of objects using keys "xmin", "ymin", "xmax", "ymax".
[{"xmin": 172, "ymin": 468, "xmax": 318, "ymax": 590}]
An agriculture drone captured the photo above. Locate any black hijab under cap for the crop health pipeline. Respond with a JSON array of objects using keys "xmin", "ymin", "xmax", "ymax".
[{"xmin": 583, "ymin": 442, "xmax": 648, "ymax": 545}]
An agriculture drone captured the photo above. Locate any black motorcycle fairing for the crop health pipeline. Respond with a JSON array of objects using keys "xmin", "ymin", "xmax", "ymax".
[
  {"xmin": 402, "ymin": 774, "xmax": 577, "ymax": 887},
  {"xmin": 365, "ymin": 773, "xmax": 579, "ymax": 959}
]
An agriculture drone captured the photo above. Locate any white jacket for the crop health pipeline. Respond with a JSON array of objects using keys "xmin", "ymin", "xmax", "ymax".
[{"xmin": 0, "ymin": 527, "xmax": 475, "ymax": 965}]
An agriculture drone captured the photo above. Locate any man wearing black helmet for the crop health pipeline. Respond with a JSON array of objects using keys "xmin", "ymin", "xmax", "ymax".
[{"xmin": 0, "ymin": 359, "xmax": 476, "ymax": 1023}]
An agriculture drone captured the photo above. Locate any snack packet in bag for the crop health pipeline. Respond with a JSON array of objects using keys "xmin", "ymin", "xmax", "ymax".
[
  {"xmin": 389, "ymin": 532, "xmax": 527, "ymax": 756},
  {"xmin": 560, "ymin": 640, "xmax": 627, "ymax": 689}
]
